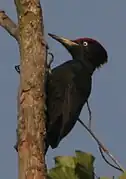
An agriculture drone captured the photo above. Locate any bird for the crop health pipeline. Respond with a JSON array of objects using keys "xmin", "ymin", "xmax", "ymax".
[
  {"xmin": 15, "ymin": 34, "xmax": 108, "ymax": 154},
  {"xmin": 45, "ymin": 33, "xmax": 108, "ymax": 154}
]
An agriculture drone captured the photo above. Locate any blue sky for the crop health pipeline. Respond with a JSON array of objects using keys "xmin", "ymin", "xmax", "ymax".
[{"xmin": 0, "ymin": 0, "xmax": 126, "ymax": 178}]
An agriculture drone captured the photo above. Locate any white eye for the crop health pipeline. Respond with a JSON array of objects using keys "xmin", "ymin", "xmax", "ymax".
[{"xmin": 83, "ymin": 41, "xmax": 88, "ymax": 46}]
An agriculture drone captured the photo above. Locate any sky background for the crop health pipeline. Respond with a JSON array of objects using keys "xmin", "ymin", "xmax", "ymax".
[{"xmin": 0, "ymin": 0, "xmax": 126, "ymax": 178}]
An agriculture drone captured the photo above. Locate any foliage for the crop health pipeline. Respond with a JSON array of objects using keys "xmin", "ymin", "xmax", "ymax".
[{"xmin": 47, "ymin": 151, "xmax": 126, "ymax": 179}]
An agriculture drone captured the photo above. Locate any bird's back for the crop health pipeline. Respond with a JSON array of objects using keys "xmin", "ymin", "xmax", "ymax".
[{"xmin": 46, "ymin": 60, "xmax": 92, "ymax": 149}]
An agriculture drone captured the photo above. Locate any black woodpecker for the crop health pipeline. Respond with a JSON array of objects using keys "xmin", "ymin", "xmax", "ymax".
[{"xmin": 45, "ymin": 33, "xmax": 108, "ymax": 154}]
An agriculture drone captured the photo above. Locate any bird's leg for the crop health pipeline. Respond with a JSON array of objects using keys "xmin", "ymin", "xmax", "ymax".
[
  {"xmin": 46, "ymin": 52, "xmax": 54, "ymax": 74},
  {"xmin": 45, "ymin": 42, "xmax": 54, "ymax": 74},
  {"xmin": 15, "ymin": 65, "xmax": 20, "ymax": 74},
  {"xmin": 14, "ymin": 43, "xmax": 54, "ymax": 74}
]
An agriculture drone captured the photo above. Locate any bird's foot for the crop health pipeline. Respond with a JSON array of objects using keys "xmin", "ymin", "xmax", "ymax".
[
  {"xmin": 46, "ymin": 52, "xmax": 54, "ymax": 74},
  {"xmin": 15, "ymin": 65, "xmax": 20, "ymax": 74}
]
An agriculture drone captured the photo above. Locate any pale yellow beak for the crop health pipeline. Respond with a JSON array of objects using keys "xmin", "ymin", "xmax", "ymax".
[{"xmin": 48, "ymin": 33, "xmax": 78, "ymax": 47}]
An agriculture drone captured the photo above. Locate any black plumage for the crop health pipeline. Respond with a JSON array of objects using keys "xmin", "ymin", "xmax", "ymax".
[
  {"xmin": 45, "ymin": 34, "xmax": 108, "ymax": 153},
  {"xmin": 46, "ymin": 60, "xmax": 91, "ymax": 150},
  {"xmin": 15, "ymin": 33, "xmax": 108, "ymax": 154}
]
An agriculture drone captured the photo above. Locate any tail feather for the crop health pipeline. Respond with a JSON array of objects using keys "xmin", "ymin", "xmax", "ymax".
[{"xmin": 44, "ymin": 139, "xmax": 49, "ymax": 155}]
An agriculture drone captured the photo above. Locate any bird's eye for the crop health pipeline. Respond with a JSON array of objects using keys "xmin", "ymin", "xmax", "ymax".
[{"xmin": 83, "ymin": 41, "xmax": 88, "ymax": 46}]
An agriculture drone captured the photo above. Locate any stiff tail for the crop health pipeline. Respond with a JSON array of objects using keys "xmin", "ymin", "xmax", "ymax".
[{"xmin": 44, "ymin": 138, "xmax": 49, "ymax": 155}]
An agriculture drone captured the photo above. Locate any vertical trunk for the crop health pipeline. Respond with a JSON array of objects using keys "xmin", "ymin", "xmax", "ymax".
[{"xmin": 15, "ymin": 1, "xmax": 47, "ymax": 179}]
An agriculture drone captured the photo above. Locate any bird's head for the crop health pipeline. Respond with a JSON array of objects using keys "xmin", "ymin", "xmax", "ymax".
[{"xmin": 48, "ymin": 33, "xmax": 108, "ymax": 70}]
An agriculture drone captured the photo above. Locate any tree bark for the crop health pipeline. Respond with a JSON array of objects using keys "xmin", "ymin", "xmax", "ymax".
[{"xmin": 0, "ymin": 0, "xmax": 47, "ymax": 179}]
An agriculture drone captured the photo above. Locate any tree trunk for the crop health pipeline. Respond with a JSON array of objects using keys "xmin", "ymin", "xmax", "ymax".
[{"xmin": 0, "ymin": 0, "xmax": 47, "ymax": 179}]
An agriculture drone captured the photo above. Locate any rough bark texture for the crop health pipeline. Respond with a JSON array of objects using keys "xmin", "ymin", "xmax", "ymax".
[
  {"xmin": 15, "ymin": 1, "xmax": 47, "ymax": 179},
  {"xmin": 0, "ymin": 10, "xmax": 18, "ymax": 40},
  {"xmin": 0, "ymin": 0, "xmax": 47, "ymax": 179}
]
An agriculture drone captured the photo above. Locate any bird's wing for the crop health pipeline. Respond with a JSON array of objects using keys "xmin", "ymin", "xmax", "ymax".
[
  {"xmin": 46, "ymin": 62, "xmax": 91, "ymax": 148},
  {"xmin": 59, "ymin": 73, "xmax": 91, "ymax": 139}
]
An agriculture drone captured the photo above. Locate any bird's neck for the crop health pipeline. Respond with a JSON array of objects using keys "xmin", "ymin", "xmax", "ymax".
[
  {"xmin": 71, "ymin": 48, "xmax": 96, "ymax": 75},
  {"xmin": 74, "ymin": 58, "xmax": 95, "ymax": 75}
]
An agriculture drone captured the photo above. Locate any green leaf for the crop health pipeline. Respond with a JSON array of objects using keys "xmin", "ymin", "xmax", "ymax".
[
  {"xmin": 75, "ymin": 150, "xmax": 95, "ymax": 179},
  {"xmin": 48, "ymin": 166, "xmax": 78, "ymax": 179},
  {"xmin": 47, "ymin": 151, "xmax": 95, "ymax": 179},
  {"xmin": 75, "ymin": 150, "xmax": 95, "ymax": 171},
  {"xmin": 54, "ymin": 156, "xmax": 76, "ymax": 168}
]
